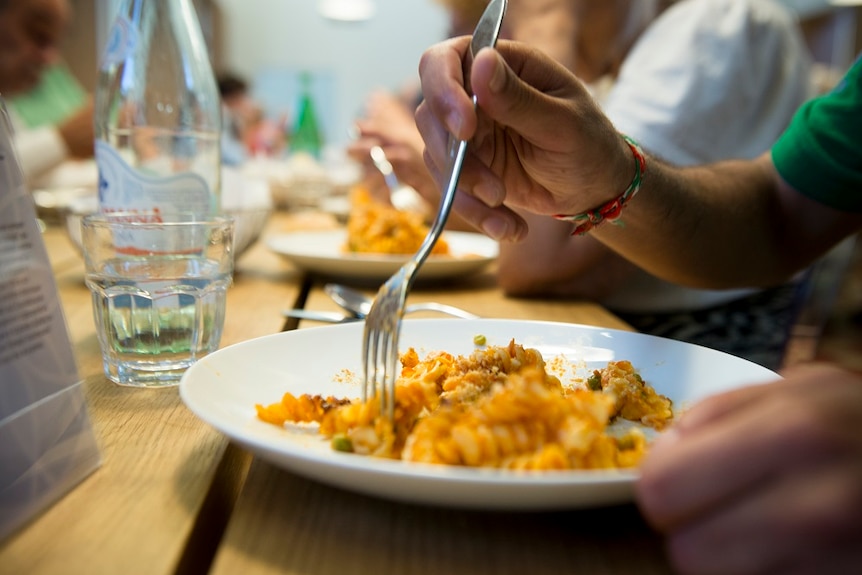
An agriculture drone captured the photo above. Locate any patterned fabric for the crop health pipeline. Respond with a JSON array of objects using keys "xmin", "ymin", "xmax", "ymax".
[{"xmin": 612, "ymin": 283, "xmax": 804, "ymax": 370}]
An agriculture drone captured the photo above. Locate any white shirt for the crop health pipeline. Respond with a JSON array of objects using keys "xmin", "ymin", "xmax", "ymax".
[
  {"xmin": 7, "ymin": 106, "xmax": 98, "ymax": 191},
  {"xmin": 7, "ymin": 106, "xmax": 68, "ymax": 184},
  {"xmin": 597, "ymin": 0, "xmax": 813, "ymax": 313}
]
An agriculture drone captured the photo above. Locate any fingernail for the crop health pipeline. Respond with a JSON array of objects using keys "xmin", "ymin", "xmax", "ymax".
[
  {"xmin": 512, "ymin": 221, "xmax": 528, "ymax": 242},
  {"xmin": 489, "ymin": 53, "xmax": 505, "ymax": 93},
  {"xmin": 474, "ymin": 182, "xmax": 503, "ymax": 207},
  {"xmin": 446, "ymin": 112, "xmax": 463, "ymax": 140},
  {"xmin": 481, "ymin": 217, "xmax": 510, "ymax": 241}
]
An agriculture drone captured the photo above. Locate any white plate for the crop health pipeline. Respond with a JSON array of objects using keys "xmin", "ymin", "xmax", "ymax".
[
  {"xmin": 266, "ymin": 229, "xmax": 498, "ymax": 282},
  {"xmin": 180, "ymin": 319, "xmax": 780, "ymax": 510}
]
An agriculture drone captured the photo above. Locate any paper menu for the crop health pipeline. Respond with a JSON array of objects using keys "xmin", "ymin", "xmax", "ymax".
[{"xmin": 0, "ymin": 99, "xmax": 101, "ymax": 541}]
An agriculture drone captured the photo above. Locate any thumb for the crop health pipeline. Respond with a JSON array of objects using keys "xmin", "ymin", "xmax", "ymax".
[
  {"xmin": 470, "ymin": 48, "xmax": 535, "ymax": 129},
  {"xmin": 471, "ymin": 44, "xmax": 590, "ymax": 153}
]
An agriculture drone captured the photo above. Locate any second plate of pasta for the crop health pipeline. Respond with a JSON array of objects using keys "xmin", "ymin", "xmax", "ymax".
[{"xmin": 266, "ymin": 230, "xmax": 498, "ymax": 283}]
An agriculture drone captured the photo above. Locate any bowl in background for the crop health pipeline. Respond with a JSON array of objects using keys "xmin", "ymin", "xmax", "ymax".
[
  {"xmin": 229, "ymin": 205, "xmax": 272, "ymax": 257},
  {"xmin": 242, "ymin": 148, "xmax": 361, "ymax": 210},
  {"xmin": 33, "ymin": 187, "xmax": 96, "ymax": 226}
]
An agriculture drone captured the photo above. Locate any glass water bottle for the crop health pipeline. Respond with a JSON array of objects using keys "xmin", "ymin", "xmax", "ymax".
[{"xmin": 95, "ymin": 0, "xmax": 221, "ymax": 218}]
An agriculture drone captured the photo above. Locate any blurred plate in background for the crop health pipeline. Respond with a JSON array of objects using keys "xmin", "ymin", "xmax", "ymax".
[{"xmin": 266, "ymin": 229, "xmax": 498, "ymax": 283}]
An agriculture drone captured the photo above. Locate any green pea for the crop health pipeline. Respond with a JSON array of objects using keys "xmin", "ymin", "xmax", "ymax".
[{"xmin": 331, "ymin": 435, "xmax": 353, "ymax": 452}]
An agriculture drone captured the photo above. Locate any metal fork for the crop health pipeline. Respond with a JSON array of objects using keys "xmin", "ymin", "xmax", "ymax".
[
  {"xmin": 361, "ymin": 0, "xmax": 507, "ymax": 420},
  {"xmin": 370, "ymin": 145, "xmax": 401, "ymax": 193}
]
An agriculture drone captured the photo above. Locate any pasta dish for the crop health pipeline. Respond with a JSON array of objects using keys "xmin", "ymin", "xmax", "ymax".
[
  {"xmin": 256, "ymin": 339, "xmax": 673, "ymax": 470},
  {"xmin": 344, "ymin": 186, "xmax": 450, "ymax": 256}
]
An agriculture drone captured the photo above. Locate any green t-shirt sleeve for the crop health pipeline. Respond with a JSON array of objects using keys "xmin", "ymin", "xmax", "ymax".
[
  {"xmin": 771, "ymin": 56, "xmax": 862, "ymax": 213},
  {"xmin": 8, "ymin": 62, "xmax": 87, "ymax": 128}
]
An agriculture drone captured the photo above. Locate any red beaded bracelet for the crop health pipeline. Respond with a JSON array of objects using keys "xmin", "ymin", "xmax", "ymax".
[{"xmin": 553, "ymin": 135, "xmax": 646, "ymax": 236}]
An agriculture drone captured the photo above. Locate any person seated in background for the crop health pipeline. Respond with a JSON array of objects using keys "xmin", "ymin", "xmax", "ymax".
[
  {"xmin": 217, "ymin": 71, "xmax": 286, "ymax": 165},
  {"xmin": 217, "ymin": 72, "xmax": 253, "ymax": 166},
  {"xmin": 415, "ymin": 34, "xmax": 862, "ymax": 575},
  {"xmin": 492, "ymin": 0, "xmax": 814, "ymax": 370},
  {"xmin": 0, "ymin": 0, "xmax": 95, "ymax": 190}
]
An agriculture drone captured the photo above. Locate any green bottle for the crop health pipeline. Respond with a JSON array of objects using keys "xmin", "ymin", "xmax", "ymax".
[{"xmin": 290, "ymin": 71, "xmax": 324, "ymax": 158}]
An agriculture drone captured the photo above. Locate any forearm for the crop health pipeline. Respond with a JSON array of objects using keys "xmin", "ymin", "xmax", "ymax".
[{"xmin": 592, "ymin": 154, "xmax": 792, "ymax": 289}]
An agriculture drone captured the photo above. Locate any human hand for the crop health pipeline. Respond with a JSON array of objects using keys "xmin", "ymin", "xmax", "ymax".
[
  {"xmin": 348, "ymin": 90, "xmax": 425, "ymax": 155},
  {"xmin": 415, "ymin": 37, "xmax": 632, "ymax": 242},
  {"xmin": 58, "ymin": 98, "xmax": 95, "ymax": 159},
  {"xmin": 347, "ymin": 90, "xmax": 430, "ymax": 191},
  {"xmin": 636, "ymin": 362, "xmax": 862, "ymax": 574}
]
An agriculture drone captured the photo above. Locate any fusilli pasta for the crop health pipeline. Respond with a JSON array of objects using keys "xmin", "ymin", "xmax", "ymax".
[{"xmin": 256, "ymin": 340, "xmax": 673, "ymax": 470}]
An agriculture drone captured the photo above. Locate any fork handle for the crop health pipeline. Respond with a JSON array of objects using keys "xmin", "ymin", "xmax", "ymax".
[{"xmin": 412, "ymin": 96, "xmax": 476, "ymax": 277}]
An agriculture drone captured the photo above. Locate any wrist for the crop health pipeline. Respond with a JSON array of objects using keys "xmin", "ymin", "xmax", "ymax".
[{"xmin": 554, "ymin": 134, "xmax": 646, "ymax": 236}]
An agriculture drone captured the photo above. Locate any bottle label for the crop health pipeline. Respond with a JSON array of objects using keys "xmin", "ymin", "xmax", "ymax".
[
  {"xmin": 102, "ymin": 14, "xmax": 138, "ymax": 68},
  {"xmin": 95, "ymin": 141, "xmax": 213, "ymax": 217}
]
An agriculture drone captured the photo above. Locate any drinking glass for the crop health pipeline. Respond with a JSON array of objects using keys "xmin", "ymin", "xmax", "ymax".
[{"xmin": 81, "ymin": 213, "xmax": 234, "ymax": 387}]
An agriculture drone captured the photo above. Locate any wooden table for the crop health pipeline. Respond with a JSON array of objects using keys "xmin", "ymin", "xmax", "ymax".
[{"xmin": 0, "ymin": 212, "xmax": 672, "ymax": 575}]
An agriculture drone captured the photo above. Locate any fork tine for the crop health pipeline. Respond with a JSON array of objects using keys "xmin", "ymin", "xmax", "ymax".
[
  {"xmin": 383, "ymin": 322, "xmax": 402, "ymax": 421},
  {"xmin": 375, "ymin": 329, "xmax": 390, "ymax": 413},
  {"xmin": 376, "ymin": 330, "xmax": 389, "ymax": 417},
  {"xmin": 361, "ymin": 322, "xmax": 375, "ymax": 403}
]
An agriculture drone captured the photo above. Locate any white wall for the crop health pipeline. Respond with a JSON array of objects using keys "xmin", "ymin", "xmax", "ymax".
[{"xmin": 216, "ymin": 0, "xmax": 450, "ymax": 148}]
